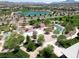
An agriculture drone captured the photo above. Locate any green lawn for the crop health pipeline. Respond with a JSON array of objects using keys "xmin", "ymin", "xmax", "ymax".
[
  {"xmin": 59, "ymin": 38, "xmax": 79, "ymax": 48},
  {"xmin": 0, "ymin": 25, "xmax": 10, "ymax": 32},
  {"xmin": 0, "ymin": 24, "xmax": 16, "ymax": 32},
  {"xmin": 57, "ymin": 36, "xmax": 79, "ymax": 48},
  {"xmin": 59, "ymin": 15, "xmax": 79, "ymax": 27},
  {"xmin": 4, "ymin": 32, "xmax": 24, "ymax": 49},
  {"xmin": 20, "ymin": 9, "xmax": 31, "ymax": 12},
  {"xmin": 0, "ymin": 49, "xmax": 29, "ymax": 58},
  {"xmin": 53, "ymin": 15, "xmax": 79, "ymax": 34}
]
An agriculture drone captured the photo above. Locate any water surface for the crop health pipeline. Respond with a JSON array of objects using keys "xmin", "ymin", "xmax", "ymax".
[{"xmin": 21, "ymin": 11, "xmax": 49, "ymax": 16}]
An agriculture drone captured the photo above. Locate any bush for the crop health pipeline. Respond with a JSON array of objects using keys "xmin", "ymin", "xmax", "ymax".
[
  {"xmin": 26, "ymin": 35, "xmax": 31, "ymax": 44},
  {"xmin": 26, "ymin": 42, "xmax": 37, "ymax": 52},
  {"xmin": 65, "ymin": 23, "xmax": 75, "ymax": 34},
  {"xmin": 29, "ymin": 20, "xmax": 36, "ymax": 25},
  {"xmin": 53, "ymin": 29, "xmax": 60, "ymax": 34},
  {"xmin": 44, "ymin": 27, "xmax": 52, "ymax": 34},
  {"xmin": 77, "ymin": 33, "xmax": 79, "ymax": 36},
  {"xmin": 57, "ymin": 35, "xmax": 66, "ymax": 41},
  {"xmin": 44, "ymin": 19, "xmax": 51, "ymax": 26},
  {"xmin": 37, "ymin": 45, "xmax": 58, "ymax": 58},
  {"xmin": 37, "ymin": 34, "xmax": 45, "ymax": 45},
  {"xmin": 32, "ymin": 31, "xmax": 37, "ymax": 39}
]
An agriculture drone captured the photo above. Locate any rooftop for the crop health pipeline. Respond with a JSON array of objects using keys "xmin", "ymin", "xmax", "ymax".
[{"xmin": 62, "ymin": 42, "xmax": 79, "ymax": 58}]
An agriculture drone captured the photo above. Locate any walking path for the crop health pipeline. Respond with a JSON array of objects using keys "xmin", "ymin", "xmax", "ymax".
[
  {"xmin": 0, "ymin": 25, "xmax": 78, "ymax": 58},
  {"xmin": 20, "ymin": 33, "xmax": 65, "ymax": 58},
  {"xmin": 67, "ymin": 27, "xmax": 79, "ymax": 39},
  {"xmin": 20, "ymin": 26, "xmax": 79, "ymax": 58}
]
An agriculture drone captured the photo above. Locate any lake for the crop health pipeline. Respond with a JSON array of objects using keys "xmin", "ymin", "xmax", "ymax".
[{"xmin": 20, "ymin": 11, "xmax": 49, "ymax": 16}]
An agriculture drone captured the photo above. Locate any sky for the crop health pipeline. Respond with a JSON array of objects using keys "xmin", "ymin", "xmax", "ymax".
[{"xmin": 0, "ymin": 0, "xmax": 79, "ymax": 3}]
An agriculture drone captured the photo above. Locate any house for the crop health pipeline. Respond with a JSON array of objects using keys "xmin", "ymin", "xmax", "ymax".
[{"xmin": 61, "ymin": 42, "xmax": 79, "ymax": 58}]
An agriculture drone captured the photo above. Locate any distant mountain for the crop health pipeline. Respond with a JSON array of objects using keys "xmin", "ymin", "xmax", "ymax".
[
  {"xmin": 0, "ymin": 1, "xmax": 17, "ymax": 7},
  {"xmin": 50, "ymin": 0, "xmax": 79, "ymax": 4},
  {"xmin": 62, "ymin": 0, "xmax": 76, "ymax": 3},
  {"xmin": 19, "ymin": 2, "xmax": 48, "ymax": 4},
  {"xmin": 0, "ymin": 1, "xmax": 49, "ymax": 7},
  {"xmin": 0, "ymin": 1, "xmax": 48, "ymax": 5},
  {"xmin": 0, "ymin": 1, "xmax": 17, "ymax": 5}
]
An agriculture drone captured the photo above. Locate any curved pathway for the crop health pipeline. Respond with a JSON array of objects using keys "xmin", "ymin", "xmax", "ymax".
[
  {"xmin": 20, "ymin": 34, "xmax": 65, "ymax": 58},
  {"xmin": 67, "ymin": 27, "xmax": 79, "ymax": 39}
]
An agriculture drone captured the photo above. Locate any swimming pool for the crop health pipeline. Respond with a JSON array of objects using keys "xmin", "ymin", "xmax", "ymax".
[{"xmin": 20, "ymin": 11, "xmax": 49, "ymax": 16}]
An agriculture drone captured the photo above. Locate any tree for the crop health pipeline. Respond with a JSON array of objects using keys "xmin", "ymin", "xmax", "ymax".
[
  {"xmin": 65, "ymin": 23, "xmax": 75, "ymax": 34},
  {"xmin": 26, "ymin": 35, "xmax": 31, "ymax": 44},
  {"xmin": 76, "ymin": 33, "xmax": 79, "ymax": 39},
  {"xmin": 13, "ymin": 46, "xmax": 20, "ymax": 54},
  {"xmin": 28, "ymin": 15, "xmax": 31, "ymax": 17},
  {"xmin": 44, "ymin": 27, "xmax": 52, "ymax": 34},
  {"xmin": 58, "ymin": 35, "xmax": 66, "ymax": 39},
  {"xmin": 34, "ymin": 21, "xmax": 40, "ymax": 28},
  {"xmin": 37, "ymin": 34, "xmax": 45, "ymax": 45},
  {"xmin": 32, "ymin": 31, "xmax": 37, "ymax": 39},
  {"xmin": 4, "ymin": 32, "xmax": 24, "ymax": 49},
  {"xmin": 37, "ymin": 18, "xmax": 41, "ymax": 22},
  {"xmin": 29, "ymin": 20, "xmax": 36, "ymax": 25},
  {"xmin": 37, "ymin": 45, "xmax": 58, "ymax": 58},
  {"xmin": 57, "ymin": 35, "xmax": 66, "ymax": 42},
  {"xmin": 10, "ymin": 24, "xmax": 17, "ymax": 30},
  {"xmin": 49, "ymin": 14, "xmax": 52, "ymax": 17},
  {"xmin": 77, "ymin": 33, "xmax": 79, "ymax": 36},
  {"xmin": 44, "ymin": 19, "xmax": 51, "ymax": 26},
  {"xmin": 56, "ymin": 35, "xmax": 66, "ymax": 47},
  {"xmin": 26, "ymin": 42, "xmax": 36, "ymax": 52},
  {"xmin": 59, "ymin": 18, "xmax": 62, "ymax": 21}
]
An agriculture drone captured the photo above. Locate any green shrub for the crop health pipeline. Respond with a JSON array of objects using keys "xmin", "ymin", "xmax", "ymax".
[
  {"xmin": 37, "ymin": 34, "xmax": 45, "ymax": 45},
  {"xmin": 37, "ymin": 45, "xmax": 58, "ymax": 58},
  {"xmin": 53, "ymin": 29, "xmax": 60, "ymax": 34},
  {"xmin": 26, "ymin": 42, "xmax": 37, "ymax": 52}
]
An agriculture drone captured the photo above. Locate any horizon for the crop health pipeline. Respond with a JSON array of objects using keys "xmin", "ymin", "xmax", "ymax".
[{"xmin": 0, "ymin": 0, "xmax": 79, "ymax": 3}]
